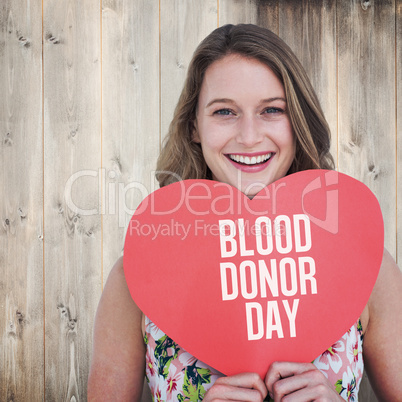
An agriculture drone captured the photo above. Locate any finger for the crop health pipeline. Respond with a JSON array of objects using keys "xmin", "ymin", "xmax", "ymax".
[
  {"xmin": 213, "ymin": 373, "xmax": 268, "ymax": 400},
  {"xmin": 271, "ymin": 369, "xmax": 327, "ymax": 400},
  {"xmin": 265, "ymin": 362, "xmax": 316, "ymax": 392},
  {"xmin": 277, "ymin": 383, "xmax": 342, "ymax": 402},
  {"xmin": 205, "ymin": 385, "xmax": 265, "ymax": 402}
]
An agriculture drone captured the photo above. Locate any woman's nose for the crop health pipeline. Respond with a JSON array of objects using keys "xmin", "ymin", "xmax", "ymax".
[{"xmin": 236, "ymin": 115, "xmax": 263, "ymax": 147}]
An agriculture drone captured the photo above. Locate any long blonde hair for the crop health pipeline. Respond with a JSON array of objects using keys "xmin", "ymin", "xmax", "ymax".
[{"xmin": 156, "ymin": 24, "xmax": 334, "ymax": 187}]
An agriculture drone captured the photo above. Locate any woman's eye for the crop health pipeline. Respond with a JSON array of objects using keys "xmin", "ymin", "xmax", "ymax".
[
  {"xmin": 214, "ymin": 109, "xmax": 234, "ymax": 116},
  {"xmin": 264, "ymin": 107, "xmax": 284, "ymax": 114}
]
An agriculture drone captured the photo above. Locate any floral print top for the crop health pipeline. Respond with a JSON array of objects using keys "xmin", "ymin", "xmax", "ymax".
[{"xmin": 144, "ymin": 316, "xmax": 364, "ymax": 401}]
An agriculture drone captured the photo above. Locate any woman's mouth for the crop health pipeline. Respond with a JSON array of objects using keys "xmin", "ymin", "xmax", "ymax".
[
  {"xmin": 228, "ymin": 152, "xmax": 273, "ymax": 165},
  {"xmin": 225, "ymin": 152, "xmax": 275, "ymax": 173}
]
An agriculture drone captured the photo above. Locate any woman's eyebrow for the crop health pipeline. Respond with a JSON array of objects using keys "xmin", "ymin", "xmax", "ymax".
[
  {"xmin": 205, "ymin": 98, "xmax": 235, "ymax": 108},
  {"xmin": 205, "ymin": 96, "xmax": 287, "ymax": 108},
  {"xmin": 261, "ymin": 97, "xmax": 287, "ymax": 103}
]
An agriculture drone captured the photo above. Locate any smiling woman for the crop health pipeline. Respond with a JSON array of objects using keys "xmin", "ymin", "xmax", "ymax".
[
  {"xmin": 193, "ymin": 54, "xmax": 295, "ymax": 196},
  {"xmin": 87, "ymin": 24, "xmax": 402, "ymax": 402},
  {"xmin": 155, "ymin": 24, "xmax": 335, "ymax": 195}
]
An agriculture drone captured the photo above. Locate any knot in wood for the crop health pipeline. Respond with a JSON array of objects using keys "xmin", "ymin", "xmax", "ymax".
[
  {"xmin": 18, "ymin": 36, "xmax": 30, "ymax": 47},
  {"xmin": 4, "ymin": 132, "xmax": 12, "ymax": 146},
  {"xmin": 130, "ymin": 61, "xmax": 138, "ymax": 71},
  {"xmin": 68, "ymin": 319, "xmax": 76, "ymax": 330},
  {"xmin": 7, "ymin": 321, "xmax": 16, "ymax": 337},
  {"xmin": 46, "ymin": 33, "xmax": 60, "ymax": 44},
  {"xmin": 361, "ymin": 0, "xmax": 371, "ymax": 10},
  {"xmin": 58, "ymin": 304, "xmax": 69, "ymax": 319},
  {"xmin": 16, "ymin": 310, "xmax": 24, "ymax": 324},
  {"xmin": 347, "ymin": 139, "xmax": 360, "ymax": 151},
  {"xmin": 368, "ymin": 164, "xmax": 379, "ymax": 179},
  {"xmin": 111, "ymin": 157, "xmax": 122, "ymax": 174}
]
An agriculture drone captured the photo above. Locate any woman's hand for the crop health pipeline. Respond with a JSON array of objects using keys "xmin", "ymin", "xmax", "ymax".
[
  {"xmin": 265, "ymin": 362, "xmax": 343, "ymax": 401},
  {"xmin": 203, "ymin": 372, "xmax": 268, "ymax": 402}
]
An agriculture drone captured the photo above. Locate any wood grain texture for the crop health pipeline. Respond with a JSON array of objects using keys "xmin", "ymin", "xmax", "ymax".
[
  {"xmin": 257, "ymin": 0, "xmax": 279, "ymax": 33},
  {"xmin": 101, "ymin": 3, "xmax": 159, "ymax": 397},
  {"xmin": 0, "ymin": 1, "xmax": 44, "ymax": 400},
  {"xmin": 160, "ymin": 0, "xmax": 217, "ymax": 143},
  {"xmin": 279, "ymin": 0, "xmax": 337, "ymax": 163},
  {"xmin": 338, "ymin": 0, "xmax": 396, "ymax": 259},
  {"xmin": 338, "ymin": 1, "xmax": 396, "ymax": 400},
  {"xmin": 43, "ymin": 0, "xmax": 101, "ymax": 400},
  {"xmin": 102, "ymin": 0, "xmax": 160, "ymax": 285},
  {"xmin": 397, "ymin": 0, "xmax": 401, "ymax": 267},
  {"xmin": 338, "ymin": 1, "xmax": 396, "ymax": 398},
  {"xmin": 0, "ymin": 1, "xmax": 399, "ymax": 400},
  {"xmin": 219, "ymin": 0, "xmax": 258, "ymax": 25},
  {"xmin": 220, "ymin": 0, "xmax": 279, "ymax": 32}
]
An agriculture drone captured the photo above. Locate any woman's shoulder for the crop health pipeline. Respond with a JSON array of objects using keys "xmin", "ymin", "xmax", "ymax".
[
  {"xmin": 106, "ymin": 256, "xmax": 144, "ymax": 323},
  {"xmin": 367, "ymin": 248, "xmax": 401, "ymax": 315},
  {"xmin": 108, "ymin": 255, "xmax": 125, "ymax": 279},
  {"xmin": 360, "ymin": 248, "xmax": 400, "ymax": 333}
]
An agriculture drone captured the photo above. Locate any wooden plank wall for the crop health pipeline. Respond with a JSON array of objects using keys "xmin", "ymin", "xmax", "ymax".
[
  {"xmin": 0, "ymin": 1, "xmax": 399, "ymax": 400},
  {"xmin": 0, "ymin": 0, "xmax": 44, "ymax": 400}
]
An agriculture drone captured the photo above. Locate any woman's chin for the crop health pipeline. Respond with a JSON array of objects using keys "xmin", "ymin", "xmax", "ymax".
[{"xmin": 240, "ymin": 181, "xmax": 271, "ymax": 198}]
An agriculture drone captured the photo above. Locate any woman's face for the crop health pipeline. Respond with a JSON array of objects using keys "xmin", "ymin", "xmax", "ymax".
[{"xmin": 194, "ymin": 54, "xmax": 296, "ymax": 197}]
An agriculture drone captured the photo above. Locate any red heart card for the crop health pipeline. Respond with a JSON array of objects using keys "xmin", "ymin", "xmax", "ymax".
[{"xmin": 123, "ymin": 170, "xmax": 383, "ymax": 379}]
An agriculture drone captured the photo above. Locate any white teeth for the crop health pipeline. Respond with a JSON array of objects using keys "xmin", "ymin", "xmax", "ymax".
[{"xmin": 229, "ymin": 153, "xmax": 272, "ymax": 165}]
